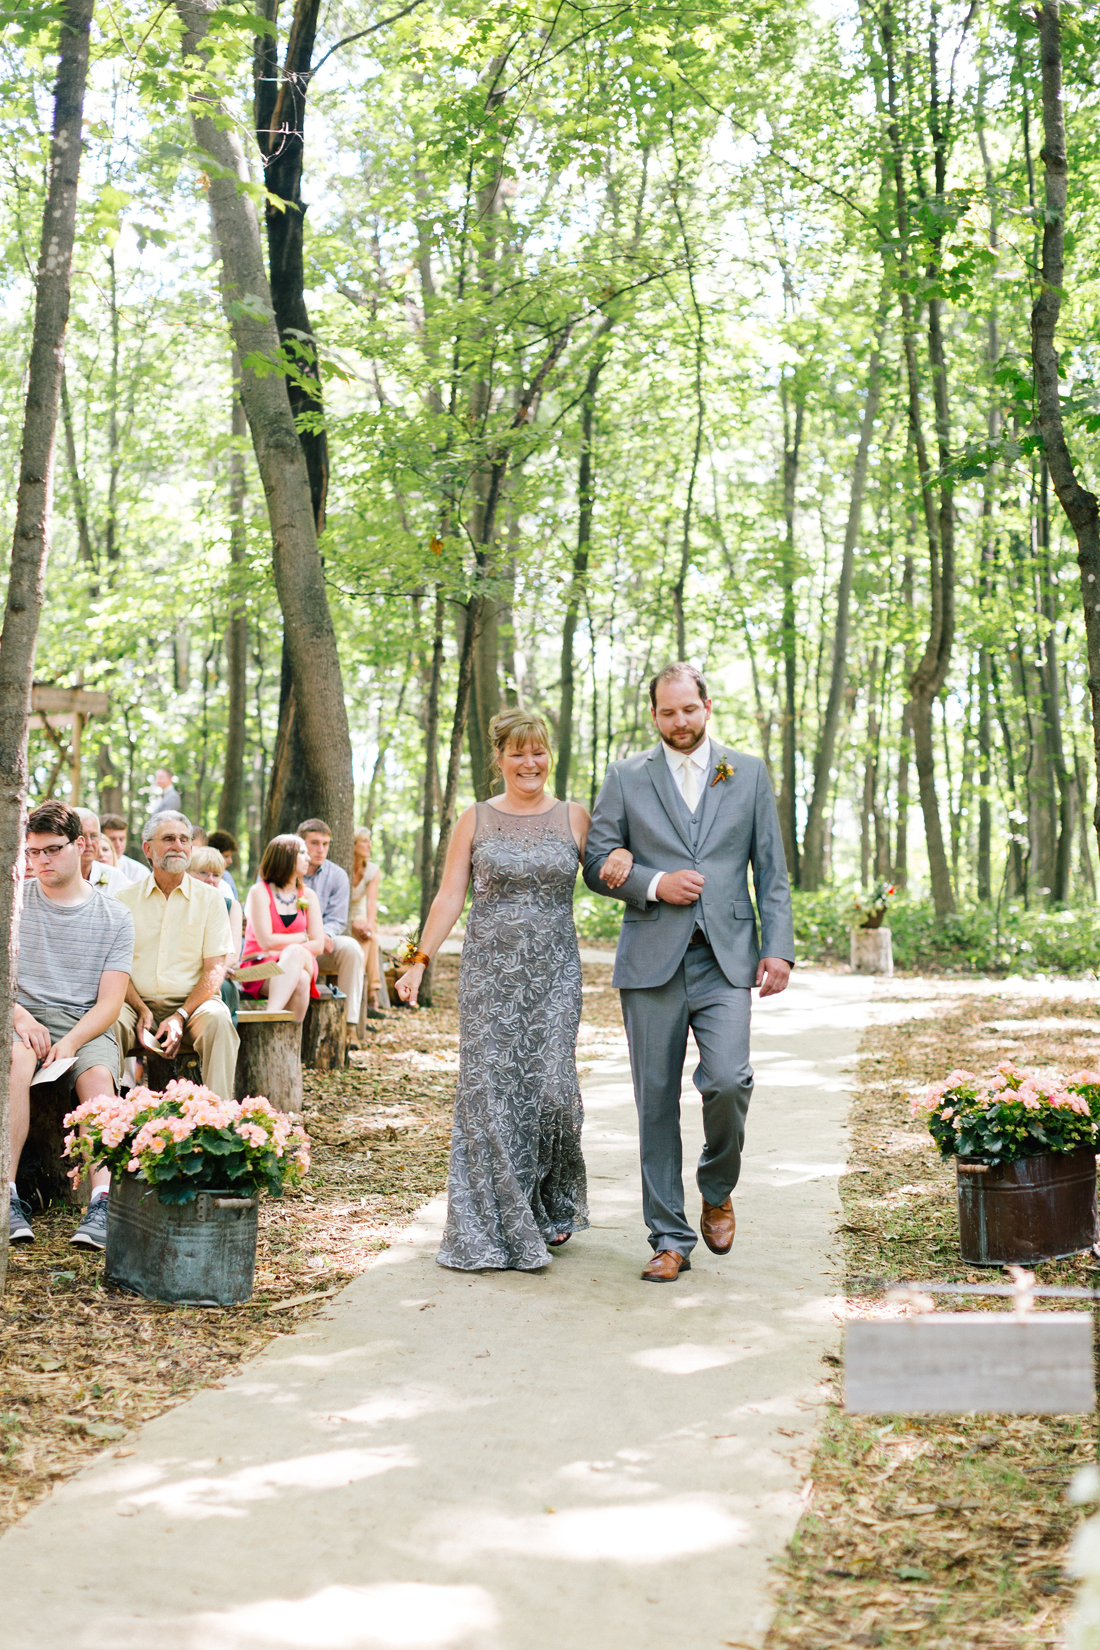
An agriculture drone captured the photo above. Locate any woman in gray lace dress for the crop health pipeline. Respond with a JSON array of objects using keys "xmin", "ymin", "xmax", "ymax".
[{"xmin": 397, "ymin": 709, "xmax": 631, "ymax": 1270}]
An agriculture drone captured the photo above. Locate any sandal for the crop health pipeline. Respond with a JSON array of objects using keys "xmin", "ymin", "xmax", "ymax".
[{"xmin": 547, "ymin": 1233, "xmax": 571, "ymax": 1247}]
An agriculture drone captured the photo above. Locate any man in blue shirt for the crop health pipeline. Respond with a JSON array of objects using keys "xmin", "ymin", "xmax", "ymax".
[{"xmin": 298, "ymin": 819, "xmax": 364, "ymax": 1037}]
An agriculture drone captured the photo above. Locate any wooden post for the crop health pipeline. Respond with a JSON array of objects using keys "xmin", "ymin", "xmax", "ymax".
[
  {"xmin": 69, "ymin": 708, "xmax": 83, "ymax": 806},
  {"xmin": 302, "ymin": 989, "xmax": 346, "ymax": 1071}
]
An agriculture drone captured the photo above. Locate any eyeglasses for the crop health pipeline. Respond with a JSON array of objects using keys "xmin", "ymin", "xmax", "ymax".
[{"xmin": 26, "ymin": 843, "xmax": 71, "ymax": 860}]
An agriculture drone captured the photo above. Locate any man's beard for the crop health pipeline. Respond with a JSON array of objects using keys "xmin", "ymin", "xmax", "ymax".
[
  {"xmin": 158, "ymin": 853, "xmax": 190, "ymax": 872},
  {"xmin": 661, "ymin": 728, "xmax": 706, "ymax": 752}
]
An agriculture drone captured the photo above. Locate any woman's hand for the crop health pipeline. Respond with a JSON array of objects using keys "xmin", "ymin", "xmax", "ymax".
[
  {"xmin": 395, "ymin": 961, "xmax": 425, "ymax": 1006},
  {"xmin": 599, "ymin": 847, "xmax": 634, "ymax": 889}
]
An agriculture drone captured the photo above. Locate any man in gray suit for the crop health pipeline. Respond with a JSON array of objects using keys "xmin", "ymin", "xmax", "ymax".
[{"xmin": 585, "ymin": 662, "xmax": 794, "ymax": 1281}]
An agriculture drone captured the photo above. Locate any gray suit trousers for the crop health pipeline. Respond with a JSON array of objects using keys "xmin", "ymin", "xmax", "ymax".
[{"xmin": 620, "ymin": 941, "xmax": 752, "ymax": 1255}]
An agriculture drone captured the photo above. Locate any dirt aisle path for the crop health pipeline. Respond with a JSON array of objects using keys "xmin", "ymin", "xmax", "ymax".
[{"xmin": 0, "ymin": 970, "xmax": 873, "ymax": 1650}]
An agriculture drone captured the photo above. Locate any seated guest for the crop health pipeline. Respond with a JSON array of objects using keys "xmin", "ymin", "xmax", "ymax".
[
  {"xmin": 350, "ymin": 827, "xmax": 386, "ymax": 1019},
  {"xmin": 151, "ymin": 767, "xmax": 182, "ymax": 816},
  {"xmin": 189, "ymin": 845, "xmax": 244, "ymax": 1024},
  {"xmin": 100, "ymin": 814, "xmax": 148, "ymax": 884},
  {"xmin": 78, "ymin": 809, "xmax": 126, "ymax": 895},
  {"xmin": 297, "ymin": 818, "xmax": 364, "ymax": 1034},
  {"xmin": 208, "ymin": 829, "xmax": 240, "ymax": 899},
  {"xmin": 9, "ymin": 803, "xmax": 134, "ymax": 1250},
  {"xmin": 192, "ymin": 827, "xmax": 209, "ymax": 846},
  {"xmin": 97, "ymin": 835, "xmax": 116, "ymax": 866},
  {"xmin": 241, "ymin": 835, "xmax": 324, "ymax": 1023},
  {"xmin": 115, "ymin": 812, "xmax": 238, "ymax": 1101},
  {"xmin": 189, "ymin": 846, "xmax": 243, "ymax": 957}
]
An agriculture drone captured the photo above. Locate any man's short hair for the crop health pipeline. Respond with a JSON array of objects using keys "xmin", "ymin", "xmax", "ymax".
[
  {"xmin": 208, "ymin": 830, "xmax": 238, "ymax": 854},
  {"xmin": 296, "ymin": 818, "xmax": 331, "ymax": 838},
  {"xmin": 27, "ymin": 802, "xmax": 82, "ymax": 841},
  {"xmin": 100, "ymin": 814, "xmax": 127, "ymax": 833},
  {"xmin": 649, "ymin": 662, "xmax": 709, "ymax": 711},
  {"xmin": 144, "ymin": 810, "xmax": 192, "ymax": 843}
]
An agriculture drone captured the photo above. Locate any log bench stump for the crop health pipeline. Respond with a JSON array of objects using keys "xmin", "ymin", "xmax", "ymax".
[
  {"xmin": 236, "ymin": 1008, "xmax": 302, "ymax": 1111},
  {"xmin": 302, "ymin": 984, "xmax": 346, "ymax": 1072},
  {"xmin": 17, "ymin": 1077, "xmax": 81, "ymax": 1209},
  {"xmin": 144, "ymin": 1049, "xmax": 203, "ymax": 1091}
]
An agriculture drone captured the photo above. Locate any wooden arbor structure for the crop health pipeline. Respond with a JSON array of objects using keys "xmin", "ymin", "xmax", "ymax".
[{"xmin": 29, "ymin": 682, "xmax": 109, "ymax": 807}]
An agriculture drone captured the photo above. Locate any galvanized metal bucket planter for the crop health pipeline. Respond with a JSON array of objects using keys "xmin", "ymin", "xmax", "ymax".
[
  {"xmin": 957, "ymin": 1145, "xmax": 1098, "ymax": 1266},
  {"xmin": 105, "ymin": 1171, "xmax": 259, "ymax": 1305}
]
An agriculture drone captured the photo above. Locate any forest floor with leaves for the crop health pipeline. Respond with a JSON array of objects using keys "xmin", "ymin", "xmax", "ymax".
[{"xmin": 764, "ymin": 987, "xmax": 1100, "ymax": 1650}]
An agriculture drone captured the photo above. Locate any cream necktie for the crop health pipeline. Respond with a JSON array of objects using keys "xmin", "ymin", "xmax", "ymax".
[{"xmin": 679, "ymin": 753, "xmax": 699, "ymax": 813}]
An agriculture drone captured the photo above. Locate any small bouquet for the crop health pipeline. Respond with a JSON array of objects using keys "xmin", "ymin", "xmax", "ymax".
[
  {"xmin": 911, "ymin": 1061, "xmax": 1100, "ymax": 1167},
  {"xmin": 851, "ymin": 880, "xmax": 895, "ymax": 931},
  {"xmin": 64, "ymin": 1080, "xmax": 311, "ymax": 1206}
]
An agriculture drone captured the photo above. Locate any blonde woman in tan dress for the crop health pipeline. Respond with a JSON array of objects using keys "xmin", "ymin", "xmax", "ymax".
[{"xmin": 350, "ymin": 828, "xmax": 385, "ymax": 1018}]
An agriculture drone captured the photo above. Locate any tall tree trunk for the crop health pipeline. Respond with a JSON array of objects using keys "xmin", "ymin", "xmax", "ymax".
[
  {"xmin": 883, "ymin": 0, "xmax": 955, "ymax": 915},
  {"xmin": 558, "ymin": 332, "xmax": 612, "ymax": 800},
  {"xmin": 416, "ymin": 586, "xmax": 445, "ymax": 1004},
  {"xmin": 801, "ymin": 306, "xmax": 887, "ymax": 888},
  {"xmin": 1031, "ymin": 1, "xmax": 1100, "ymax": 860},
  {"xmin": 976, "ymin": 63, "xmax": 999, "ymax": 902},
  {"xmin": 219, "ymin": 378, "xmax": 248, "ymax": 836},
  {"xmin": 777, "ymin": 382, "xmax": 804, "ymax": 884},
  {"xmin": 0, "ymin": 0, "xmax": 94, "ymax": 1298},
  {"xmin": 1035, "ymin": 459, "xmax": 1075, "ymax": 900},
  {"xmin": 176, "ymin": 0, "xmax": 354, "ymax": 868},
  {"xmin": 254, "ymin": 0, "xmax": 333, "ymax": 837}
]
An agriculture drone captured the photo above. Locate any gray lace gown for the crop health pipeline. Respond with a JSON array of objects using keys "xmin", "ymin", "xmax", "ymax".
[{"xmin": 437, "ymin": 800, "xmax": 590, "ymax": 1271}]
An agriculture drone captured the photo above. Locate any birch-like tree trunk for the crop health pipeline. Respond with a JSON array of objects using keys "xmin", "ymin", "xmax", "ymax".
[
  {"xmin": 1031, "ymin": 0, "xmax": 1100, "ymax": 859},
  {"xmin": 0, "ymin": 0, "xmax": 95, "ymax": 1297},
  {"xmin": 175, "ymin": 0, "xmax": 354, "ymax": 869},
  {"xmin": 801, "ymin": 307, "xmax": 887, "ymax": 889}
]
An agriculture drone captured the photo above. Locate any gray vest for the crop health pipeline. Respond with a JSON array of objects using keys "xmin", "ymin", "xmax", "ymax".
[{"xmin": 672, "ymin": 778, "xmax": 708, "ymax": 938}]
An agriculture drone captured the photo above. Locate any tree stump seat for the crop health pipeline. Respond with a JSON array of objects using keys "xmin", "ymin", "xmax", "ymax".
[
  {"xmin": 235, "ymin": 1008, "xmax": 302, "ymax": 1111},
  {"xmin": 302, "ymin": 983, "xmax": 346, "ymax": 1071},
  {"xmin": 17, "ymin": 1074, "xmax": 81, "ymax": 1210}
]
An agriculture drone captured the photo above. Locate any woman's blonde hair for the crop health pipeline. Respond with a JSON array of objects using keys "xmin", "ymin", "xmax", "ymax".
[
  {"xmin": 189, "ymin": 846, "xmax": 227, "ymax": 879},
  {"xmin": 354, "ymin": 826, "xmax": 372, "ymax": 846},
  {"xmin": 488, "ymin": 707, "xmax": 553, "ymax": 771}
]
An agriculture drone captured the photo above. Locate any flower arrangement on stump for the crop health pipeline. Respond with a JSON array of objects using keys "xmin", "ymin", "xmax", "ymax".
[
  {"xmin": 64, "ymin": 1080, "xmax": 310, "ymax": 1204},
  {"xmin": 851, "ymin": 881, "xmax": 896, "ymax": 931},
  {"xmin": 912, "ymin": 1062, "xmax": 1100, "ymax": 1166}
]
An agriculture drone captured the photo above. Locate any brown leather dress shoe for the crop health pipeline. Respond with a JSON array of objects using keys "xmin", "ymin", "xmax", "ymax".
[
  {"xmin": 700, "ymin": 1196, "xmax": 736, "ymax": 1254},
  {"xmin": 641, "ymin": 1249, "xmax": 691, "ymax": 1283}
]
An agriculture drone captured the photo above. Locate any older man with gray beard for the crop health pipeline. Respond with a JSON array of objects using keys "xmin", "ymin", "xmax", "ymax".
[{"xmin": 114, "ymin": 812, "xmax": 238, "ymax": 1100}]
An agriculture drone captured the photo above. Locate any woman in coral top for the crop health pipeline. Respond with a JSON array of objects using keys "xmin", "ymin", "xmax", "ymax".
[{"xmin": 241, "ymin": 835, "xmax": 324, "ymax": 1022}]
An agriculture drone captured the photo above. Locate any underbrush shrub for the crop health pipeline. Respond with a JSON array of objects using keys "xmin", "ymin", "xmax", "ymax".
[{"xmin": 793, "ymin": 890, "xmax": 1100, "ymax": 977}]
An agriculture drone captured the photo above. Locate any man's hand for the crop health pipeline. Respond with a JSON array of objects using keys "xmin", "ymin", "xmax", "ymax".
[
  {"xmin": 755, "ymin": 957, "xmax": 791, "ymax": 997},
  {"xmin": 322, "ymin": 934, "xmax": 336, "ymax": 954},
  {"xmin": 42, "ymin": 1030, "xmax": 80, "ymax": 1069},
  {"xmin": 13, "ymin": 1005, "xmax": 51, "ymax": 1059},
  {"xmin": 656, "ymin": 870, "xmax": 705, "ymax": 905},
  {"xmin": 155, "ymin": 1013, "xmax": 184, "ymax": 1057}
]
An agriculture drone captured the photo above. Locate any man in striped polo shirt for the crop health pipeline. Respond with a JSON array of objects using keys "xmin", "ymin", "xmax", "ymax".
[{"xmin": 8, "ymin": 802, "xmax": 134, "ymax": 1251}]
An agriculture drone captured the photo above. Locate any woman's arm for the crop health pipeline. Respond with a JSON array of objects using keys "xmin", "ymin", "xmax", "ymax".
[
  {"xmin": 569, "ymin": 802, "xmax": 591, "ymax": 859},
  {"xmin": 229, "ymin": 899, "xmax": 243, "ymax": 958},
  {"xmin": 365, "ymin": 868, "xmax": 380, "ymax": 937},
  {"xmin": 395, "ymin": 809, "xmax": 476, "ymax": 1005}
]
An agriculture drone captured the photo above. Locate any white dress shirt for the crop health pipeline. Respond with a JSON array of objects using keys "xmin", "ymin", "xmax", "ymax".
[
  {"xmin": 645, "ymin": 737, "xmax": 711, "ymax": 903},
  {"xmin": 87, "ymin": 859, "xmax": 127, "ymax": 896}
]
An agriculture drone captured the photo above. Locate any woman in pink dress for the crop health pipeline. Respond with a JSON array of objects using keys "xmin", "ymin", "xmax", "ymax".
[{"xmin": 241, "ymin": 835, "xmax": 324, "ymax": 1022}]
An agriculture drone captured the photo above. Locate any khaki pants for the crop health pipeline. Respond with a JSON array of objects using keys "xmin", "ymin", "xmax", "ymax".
[
  {"xmin": 329, "ymin": 934, "xmax": 364, "ymax": 1024},
  {"xmin": 359, "ymin": 936, "xmax": 382, "ymax": 1002},
  {"xmin": 117, "ymin": 997, "xmax": 239, "ymax": 1102}
]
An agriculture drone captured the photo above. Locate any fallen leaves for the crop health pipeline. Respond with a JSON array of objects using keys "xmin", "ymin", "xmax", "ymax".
[{"xmin": 764, "ymin": 989, "xmax": 1097, "ymax": 1650}]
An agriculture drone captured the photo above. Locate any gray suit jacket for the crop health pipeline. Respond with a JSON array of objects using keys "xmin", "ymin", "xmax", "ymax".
[{"xmin": 583, "ymin": 740, "xmax": 795, "ymax": 991}]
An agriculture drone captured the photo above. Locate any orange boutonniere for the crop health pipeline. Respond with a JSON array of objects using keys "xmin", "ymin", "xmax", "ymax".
[{"xmin": 710, "ymin": 761, "xmax": 736, "ymax": 788}]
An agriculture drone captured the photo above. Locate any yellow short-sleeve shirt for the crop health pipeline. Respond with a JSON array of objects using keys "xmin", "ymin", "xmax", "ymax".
[{"xmin": 116, "ymin": 874, "xmax": 232, "ymax": 1003}]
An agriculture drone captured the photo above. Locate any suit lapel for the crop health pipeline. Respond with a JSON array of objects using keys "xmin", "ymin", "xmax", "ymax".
[
  {"xmin": 646, "ymin": 747, "xmax": 695, "ymax": 856},
  {"xmin": 695, "ymin": 740, "xmax": 734, "ymax": 856}
]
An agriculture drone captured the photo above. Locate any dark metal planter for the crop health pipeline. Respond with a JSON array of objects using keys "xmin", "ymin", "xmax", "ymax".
[
  {"xmin": 956, "ymin": 1145, "xmax": 1098, "ymax": 1266},
  {"xmin": 105, "ymin": 1171, "xmax": 258, "ymax": 1305}
]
